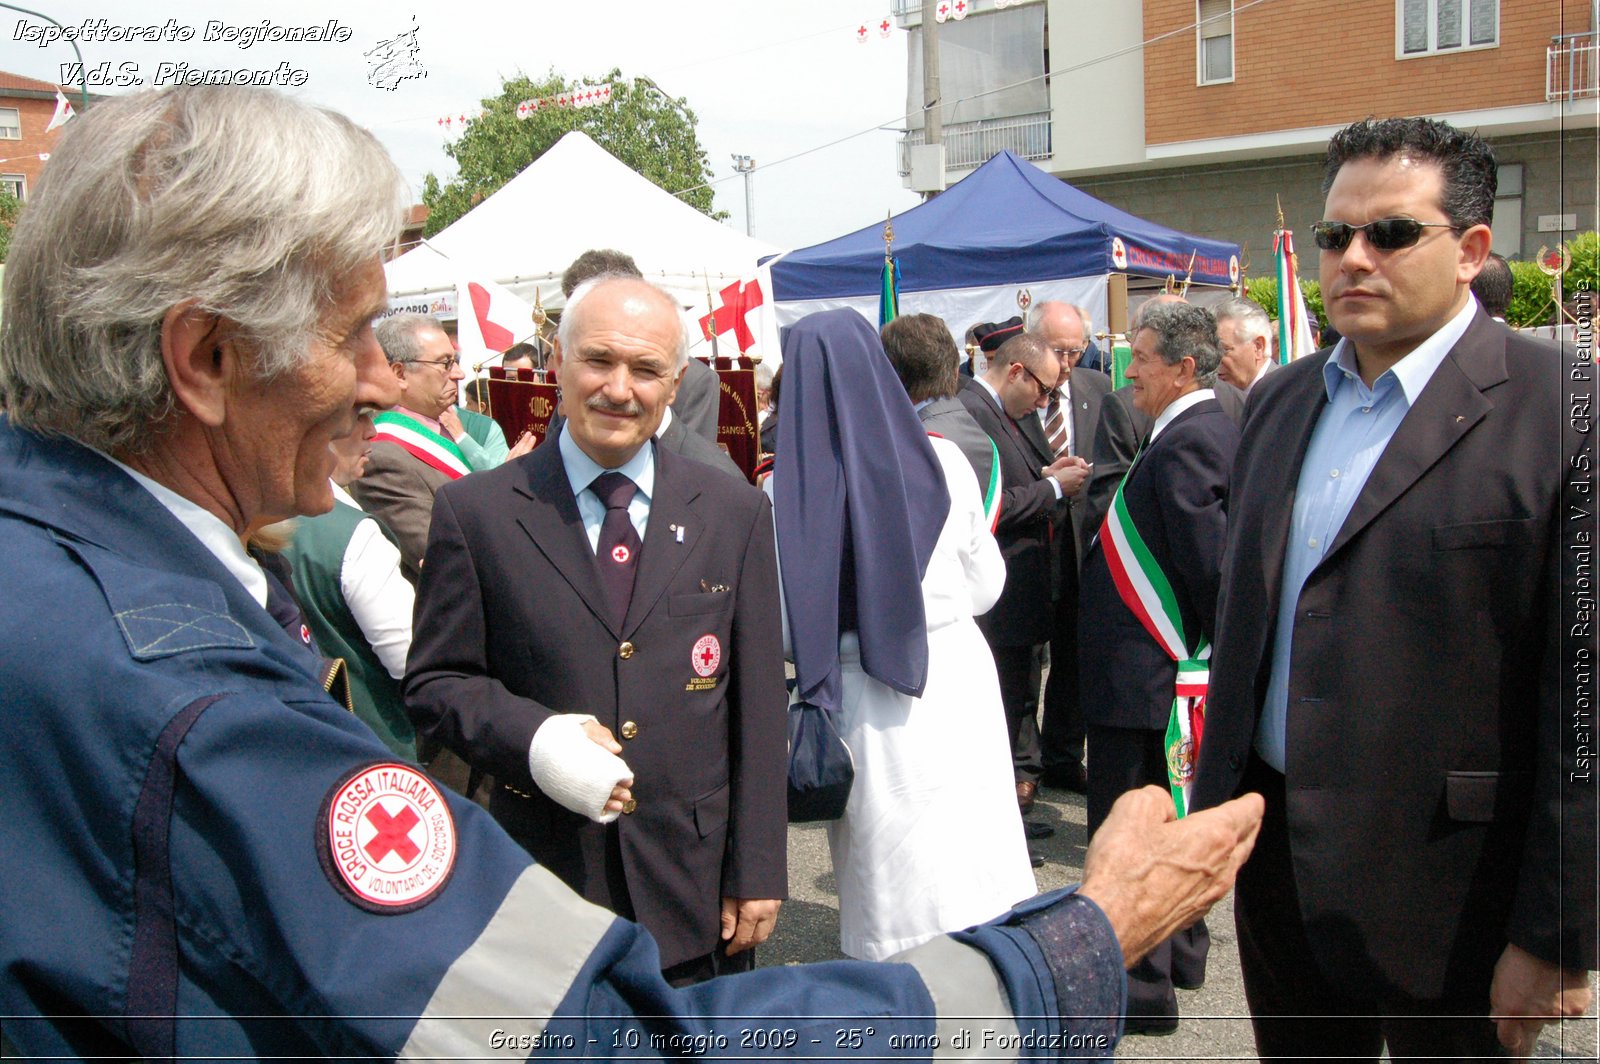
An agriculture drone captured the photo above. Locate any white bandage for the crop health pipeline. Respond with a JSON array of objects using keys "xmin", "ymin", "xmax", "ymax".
[{"xmin": 527, "ymin": 714, "xmax": 634, "ymax": 824}]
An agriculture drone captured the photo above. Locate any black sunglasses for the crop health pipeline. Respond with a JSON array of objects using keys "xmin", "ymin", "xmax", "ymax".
[{"xmin": 1311, "ymin": 217, "xmax": 1459, "ymax": 253}]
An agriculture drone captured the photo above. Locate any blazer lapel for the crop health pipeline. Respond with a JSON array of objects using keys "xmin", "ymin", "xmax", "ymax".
[
  {"xmin": 1254, "ymin": 361, "xmax": 1330, "ymax": 604},
  {"xmin": 1324, "ymin": 319, "xmax": 1503, "ymax": 560},
  {"xmin": 622, "ymin": 446, "xmax": 703, "ymax": 637},
  {"xmin": 512, "ymin": 443, "xmax": 618, "ymax": 637},
  {"xmin": 1018, "ymin": 407, "xmax": 1052, "ymax": 463}
]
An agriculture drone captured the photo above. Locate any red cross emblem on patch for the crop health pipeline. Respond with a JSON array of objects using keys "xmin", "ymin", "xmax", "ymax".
[
  {"xmin": 611, "ymin": 544, "xmax": 631, "ymax": 564},
  {"xmin": 319, "ymin": 762, "xmax": 456, "ymax": 913},
  {"xmin": 692, "ymin": 634, "xmax": 721, "ymax": 677},
  {"xmin": 299, "ymin": 623, "xmax": 312, "ymax": 645}
]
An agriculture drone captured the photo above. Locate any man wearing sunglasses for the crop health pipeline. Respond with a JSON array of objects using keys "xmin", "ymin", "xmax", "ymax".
[
  {"xmin": 349, "ymin": 314, "xmax": 470, "ymax": 586},
  {"xmin": 959, "ymin": 323, "xmax": 1091, "ymax": 848},
  {"xmin": 1194, "ymin": 117, "xmax": 1595, "ymax": 1060}
]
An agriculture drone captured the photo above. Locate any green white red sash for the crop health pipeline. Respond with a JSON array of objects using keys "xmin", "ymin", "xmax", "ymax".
[
  {"xmin": 372, "ymin": 411, "xmax": 471, "ymax": 480},
  {"xmin": 1099, "ymin": 467, "xmax": 1209, "ymax": 817},
  {"xmin": 981, "ymin": 437, "xmax": 1001, "ymax": 531}
]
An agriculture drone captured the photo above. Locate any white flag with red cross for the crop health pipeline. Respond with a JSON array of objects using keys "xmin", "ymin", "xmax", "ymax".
[{"xmin": 455, "ymin": 275, "xmax": 540, "ymax": 371}]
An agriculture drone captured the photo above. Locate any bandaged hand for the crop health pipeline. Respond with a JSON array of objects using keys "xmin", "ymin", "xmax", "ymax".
[{"xmin": 527, "ymin": 714, "xmax": 634, "ymax": 823}]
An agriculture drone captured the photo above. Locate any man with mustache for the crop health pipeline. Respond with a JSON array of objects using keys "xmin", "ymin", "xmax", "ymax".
[
  {"xmin": 1194, "ymin": 116, "xmax": 1595, "ymax": 1059},
  {"xmin": 405, "ymin": 273, "xmax": 789, "ymax": 986}
]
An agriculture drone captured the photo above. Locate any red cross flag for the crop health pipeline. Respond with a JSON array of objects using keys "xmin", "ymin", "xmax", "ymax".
[
  {"xmin": 698, "ymin": 278, "xmax": 766, "ymax": 354},
  {"xmin": 857, "ymin": 23, "xmax": 869, "ymax": 42},
  {"xmin": 880, "ymin": 17, "xmax": 892, "ymax": 36},
  {"xmin": 936, "ymin": 2, "xmax": 950, "ymax": 22},
  {"xmin": 952, "ymin": 0, "xmax": 969, "ymax": 19},
  {"xmin": 455, "ymin": 275, "xmax": 540, "ymax": 374}
]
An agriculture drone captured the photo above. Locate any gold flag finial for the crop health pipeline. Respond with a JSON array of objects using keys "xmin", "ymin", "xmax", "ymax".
[
  {"xmin": 1275, "ymin": 194, "xmax": 1286, "ymax": 233},
  {"xmin": 884, "ymin": 210, "xmax": 895, "ymax": 263},
  {"xmin": 703, "ymin": 271, "xmax": 721, "ymax": 360}
]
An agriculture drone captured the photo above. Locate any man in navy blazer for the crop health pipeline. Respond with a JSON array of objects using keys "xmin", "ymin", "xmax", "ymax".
[
  {"xmin": 406, "ymin": 275, "xmax": 788, "ymax": 986},
  {"xmin": 1078, "ymin": 301, "xmax": 1239, "ymax": 1033},
  {"xmin": 1193, "ymin": 117, "xmax": 1595, "ymax": 1059}
]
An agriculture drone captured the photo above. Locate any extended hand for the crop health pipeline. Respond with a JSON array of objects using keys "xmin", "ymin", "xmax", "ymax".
[
  {"xmin": 1046, "ymin": 455, "xmax": 1092, "ymax": 496},
  {"xmin": 1078, "ymin": 786, "xmax": 1262, "ymax": 966},
  {"xmin": 1490, "ymin": 943, "xmax": 1593, "ymax": 1057},
  {"xmin": 721, "ymin": 897, "xmax": 782, "ymax": 955}
]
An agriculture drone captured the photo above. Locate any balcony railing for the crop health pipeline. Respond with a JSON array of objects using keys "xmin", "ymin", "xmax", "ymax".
[
  {"xmin": 1547, "ymin": 31, "xmax": 1598, "ymax": 102},
  {"xmin": 900, "ymin": 111, "xmax": 1052, "ymax": 177}
]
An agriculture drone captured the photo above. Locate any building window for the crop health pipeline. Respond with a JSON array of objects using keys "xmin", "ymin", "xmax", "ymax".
[
  {"xmin": 0, "ymin": 108, "xmax": 20, "ymax": 139},
  {"xmin": 1197, "ymin": 0, "xmax": 1234, "ymax": 84},
  {"xmin": 1399, "ymin": 0, "xmax": 1498, "ymax": 58},
  {"xmin": 1, "ymin": 175, "xmax": 23, "ymax": 201}
]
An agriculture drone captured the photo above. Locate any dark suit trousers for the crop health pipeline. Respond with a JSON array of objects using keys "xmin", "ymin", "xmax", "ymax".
[
  {"xmin": 1086, "ymin": 725, "xmax": 1209, "ymax": 1020},
  {"xmin": 1040, "ymin": 557, "xmax": 1083, "ymax": 772},
  {"xmin": 1234, "ymin": 758, "xmax": 1506, "ymax": 1062},
  {"xmin": 987, "ymin": 641, "xmax": 1043, "ymax": 785}
]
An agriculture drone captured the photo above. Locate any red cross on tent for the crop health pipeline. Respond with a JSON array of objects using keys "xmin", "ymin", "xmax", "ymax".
[{"xmin": 698, "ymin": 279, "xmax": 765, "ymax": 353}]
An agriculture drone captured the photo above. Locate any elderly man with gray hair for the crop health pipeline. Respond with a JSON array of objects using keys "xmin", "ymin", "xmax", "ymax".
[
  {"xmin": 1077, "ymin": 300, "xmax": 1242, "ymax": 1035},
  {"xmin": 1212, "ymin": 297, "xmax": 1276, "ymax": 394},
  {"xmin": 0, "ymin": 85, "xmax": 1265, "ymax": 1061}
]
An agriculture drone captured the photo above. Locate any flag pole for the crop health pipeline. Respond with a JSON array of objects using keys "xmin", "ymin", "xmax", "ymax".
[
  {"xmin": 879, "ymin": 211, "xmax": 900, "ymax": 327},
  {"xmin": 704, "ymin": 272, "xmax": 721, "ymax": 362}
]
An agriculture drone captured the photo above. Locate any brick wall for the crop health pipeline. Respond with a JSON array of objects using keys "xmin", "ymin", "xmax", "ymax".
[
  {"xmin": 0, "ymin": 94, "xmax": 69, "ymax": 200},
  {"xmin": 1142, "ymin": 0, "xmax": 1593, "ymax": 146}
]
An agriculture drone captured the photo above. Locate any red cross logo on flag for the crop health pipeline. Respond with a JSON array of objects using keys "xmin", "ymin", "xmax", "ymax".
[
  {"xmin": 697, "ymin": 279, "xmax": 766, "ymax": 353},
  {"xmin": 856, "ymin": 23, "xmax": 869, "ymax": 42},
  {"xmin": 936, "ymin": 2, "xmax": 950, "ymax": 21},
  {"xmin": 880, "ymin": 18, "xmax": 892, "ymax": 36},
  {"xmin": 952, "ymin": 0, "xmax": 968, "ymax": 19}
]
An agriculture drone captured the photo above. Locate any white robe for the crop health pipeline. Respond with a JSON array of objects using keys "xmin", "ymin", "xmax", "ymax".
[{"xmin": 774, "ymin": 436, "xmax": 1037, "ymax": 960}]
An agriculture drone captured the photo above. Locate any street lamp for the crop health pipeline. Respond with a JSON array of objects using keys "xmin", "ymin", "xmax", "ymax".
[{"xmin": 731, "ymin": 154, "xmax": 755, "ymax": 238}]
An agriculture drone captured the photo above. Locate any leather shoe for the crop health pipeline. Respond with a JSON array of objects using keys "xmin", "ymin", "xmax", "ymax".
[
  {"xmin": 1028, "ymin": 848, "xmax": 1046, "ymax": 868},
  {"xmin": 1041, "ymin": 761, "xmax": 1088, "ymax": 794},
  {"xmin": 1016, "ymin": 780, "xmax": 1038, "ymax": 814},
  {"xmin": 1023, "ymin": 820, "xmax": 1054, "ymax": 840}
]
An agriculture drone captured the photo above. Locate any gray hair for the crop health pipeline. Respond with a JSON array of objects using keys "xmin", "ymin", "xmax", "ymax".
[
  {"xmin": 557, "ymin": 273, "xmax": 688, "ymax": 371},
  {"xmin": 376, "ymin": 314, "xmax": 447, "ymax": 366},
  {"xmin": 1211, "ymin": 298, "xmax": 1272, "ymax": 346},
  {"xmin": 0, "ymin": 86, "xmax": 408, "ymax": 454},
  {"xmin": 1024, "ymin": 300, "xmax": 1089, "ymax": 335},
  {"xmin": 1133, "ymin": 302, "xmax": 1222, "ymax": 387}
]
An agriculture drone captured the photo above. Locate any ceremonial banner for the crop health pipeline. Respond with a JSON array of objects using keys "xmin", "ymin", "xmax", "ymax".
[
  {"xmin": 716, "ymin": 365, "xmax": 760, "ymax": 482},
  {"xmin": 484, "ymin": 367, "xmax": 559, "ymax": 450},
  {"xmin": 1274, "ymin": 229, "xmax": 1317, "ymax": 363}
]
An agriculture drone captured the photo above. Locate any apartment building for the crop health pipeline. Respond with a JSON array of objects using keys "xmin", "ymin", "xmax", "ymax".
[{"xmin": 900, "ymin": 0, "xmax": 1598, "ymax": 266}]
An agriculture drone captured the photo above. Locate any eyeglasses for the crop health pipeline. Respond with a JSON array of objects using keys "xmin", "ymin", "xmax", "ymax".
[
  {"xmin": 1311, "ymin": 217, "xmax": 1459, "ymax": 253},
  {"xmin": 1051, "ymin": 344, "xmax": 1087, "ymax": 361},
  {"xmin": 1018, "ymin": 363, "xmax": 1053, "ymax": 398},
  {"xmin": 409, "ymin": 355, "xmax": 460, "ymax": 371}
]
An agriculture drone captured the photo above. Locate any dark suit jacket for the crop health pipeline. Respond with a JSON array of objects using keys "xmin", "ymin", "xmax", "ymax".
[
  {"xmin": 1083, "ymin": 385, "xmax": 1152, "ymax": 543},
  {"xmin": 1212, "ymin": 379, "xmax": 1246, "ymax": 425},
  {"xmin": 1079, "ymin": 399, "xmax": 1237, "ymax": 730},
  {"xmin": 658, "ymin": 412, "xmax": 744, "ymax": 481},
  {"xmin": 957, "ymin": 376, "xmax": 1059, "ymax": 646},
  {"xmin": 348, "ymin": 441, "xmax": 453, "ymax": 584},
  {"xmin": 918, "ymin": 396, "xmax": 994, "ymax": 504},
  {"xmin": 670, "ymin": 357, "xmax": 722, "ymax": 444},
  {"xmin": 404, "ymin": 439, "xmax": 789, "ymax": 969},
  {"xmin": 1017, "ymin": 369, "xmax": 1112, "ymax": 568},
  {"xmin": 1193, "ymin": 312, "xmax": 1597, "ymax": 996}
]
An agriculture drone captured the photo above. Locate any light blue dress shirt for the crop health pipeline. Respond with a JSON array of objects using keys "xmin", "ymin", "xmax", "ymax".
[
  {"xmin": 558, "ymin": 425, "xmax": 655, "ymax": 554},
  {"xmin": 1255, "ymin": 298, "xmax": 1479, "ymax": 772}
]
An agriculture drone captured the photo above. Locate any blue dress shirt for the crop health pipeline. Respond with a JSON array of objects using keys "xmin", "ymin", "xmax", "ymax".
[
  {"xmin": 559, "ymin": 425, "xmax": 655, "ymax": 554},
  {"xmin": 1255, "ymin": 297, "xmax": 1479, "ymax": 772}
]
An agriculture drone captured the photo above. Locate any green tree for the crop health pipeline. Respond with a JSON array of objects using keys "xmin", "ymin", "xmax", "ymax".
[
  {"xmin": 0, "ymin": 191, "xmax": 21, "ymax": 263},
  {"xmin": 1242, "ymin": 275, "xmax": 1325, "ymax": 329},
  {"xmin": 422, "ymin": 70, "xmax": 723, "ymax": 237}
]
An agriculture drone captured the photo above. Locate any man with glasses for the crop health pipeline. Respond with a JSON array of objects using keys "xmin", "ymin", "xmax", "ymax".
[
  {"xmin": 1194, "ymin": 116, "xmax": 1595, "ymax": 1059},
  {"xmin": 959, "ymin": 323, "xmax": 1089, "ymax": 849},
  {"xmin": 349, "ymin": 314, "xmax": 467, "ymax": 584},
  {"xmin": 1023, "ymin": 302, "xmax": 1111, "ymax": 798}
]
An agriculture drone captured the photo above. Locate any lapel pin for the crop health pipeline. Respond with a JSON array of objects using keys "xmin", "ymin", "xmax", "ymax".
[
  {"xmin": 675, "ymin": 524, "xmax": 685, "ymax": 543},
  {"xmin": 1454, "ymin": 415, "xmax": 1464, "ymax": 423}
]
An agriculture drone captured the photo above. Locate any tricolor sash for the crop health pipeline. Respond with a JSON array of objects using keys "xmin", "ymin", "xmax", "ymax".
[
  {"xmin": 1099, "ymin": 465, "xmax": 1208, "ymax": 817},
  {"xmin": 927, "ymin": 432, "xmax": 1001, "ymax": 531},
  {"xmin": 372, "ymin": 411, "xmax": 471, "ymax": 481}
]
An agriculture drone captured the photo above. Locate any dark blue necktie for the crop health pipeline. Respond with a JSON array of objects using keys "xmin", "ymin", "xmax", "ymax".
[{"xmin": 592, "ymin": 472, "xmax": 642, "ymax": 627}]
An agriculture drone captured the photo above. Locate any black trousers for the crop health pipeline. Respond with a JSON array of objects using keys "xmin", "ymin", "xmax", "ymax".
[
  {"xmin": 1039, "ymin": 558, "xmax": 1084, "ymax": 774},
  {"xmin": 1086, "ymin": 724, "xmax": 1209, "ymax": 1019},
  {"xmin": 987, "ymin": 641, "xmax": 1044, "ymax": 785},
  {"xmin": 1234, "ymin": 757, "xmax": 1506, "ymax": 1062}
]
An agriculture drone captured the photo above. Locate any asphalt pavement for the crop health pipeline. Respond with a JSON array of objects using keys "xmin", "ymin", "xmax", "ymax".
[{"xmin": 760, "ymin": 781, "xmax": 1598, "ymax": 1062}]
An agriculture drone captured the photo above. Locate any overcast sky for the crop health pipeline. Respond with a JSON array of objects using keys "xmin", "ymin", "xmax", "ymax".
[{"xmin": 1, "ymin": 0, "xmax": 924, "ymax": 249}]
